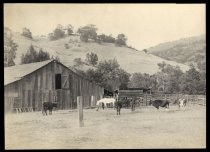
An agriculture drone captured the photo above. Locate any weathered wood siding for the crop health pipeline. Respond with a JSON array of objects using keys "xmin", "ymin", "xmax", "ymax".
[{"xmin": 4, "ymin": 61, "xmax": 104, "ymax": 112}]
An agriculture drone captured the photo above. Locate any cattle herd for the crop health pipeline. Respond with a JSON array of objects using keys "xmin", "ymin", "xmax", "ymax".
[
  {"xmin": 42, "ymin": 97, "xmax": 188, "ymax": 116},
  {"xmin": 95, "ymin": 97, "xmax": 188, "ymax": 115}
]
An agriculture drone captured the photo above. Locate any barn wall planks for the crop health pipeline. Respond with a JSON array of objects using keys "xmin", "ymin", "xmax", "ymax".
[{"xmin": 4, "ymin": 61, "xmax": 104, "ymax": 112}]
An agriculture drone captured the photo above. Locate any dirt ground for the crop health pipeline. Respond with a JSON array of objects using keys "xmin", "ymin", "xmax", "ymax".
[{"xmin": 5, "ymin": 104, "xmax": 206, "ymax": 149}]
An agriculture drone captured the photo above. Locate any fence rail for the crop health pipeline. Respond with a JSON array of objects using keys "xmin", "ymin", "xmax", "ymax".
[
  {"xmin": 5, "ymin": 93, "xmax": 206, "ymax": 113},
  {"xmin": 145, "ymin": 94, "xmax": 206, "ymax": 106},
  {"xmin": 5, "ymin": 95, "xmax": 102, "ymax": 114}
]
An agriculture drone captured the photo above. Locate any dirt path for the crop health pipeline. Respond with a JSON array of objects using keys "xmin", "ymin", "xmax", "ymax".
[{"xmin": 5, "ymin": 105, "xmax": 206, "ymax": 149}]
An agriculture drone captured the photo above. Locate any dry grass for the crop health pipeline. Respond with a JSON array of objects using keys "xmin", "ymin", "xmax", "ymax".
[
  {"xmin": 5, "ymin": 104, "xmax": 205, "ymax": 149},
  {"xmin": 12, "ymin": 33, "xmax": 189, "ymax": 74}
]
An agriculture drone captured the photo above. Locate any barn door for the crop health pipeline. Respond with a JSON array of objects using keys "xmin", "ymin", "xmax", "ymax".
[{"xmin": 62, "ymin": 75, "xmax": 69, "ymax": 89}]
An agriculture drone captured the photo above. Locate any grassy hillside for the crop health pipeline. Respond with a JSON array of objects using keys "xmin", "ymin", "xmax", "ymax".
[
  {"xmin": 147, "ymin": 35, "xmax": 206, "ymax": 65},
  {"xmin": 11, "ymin": 32, "xmax": 190, "ymax": 75}
]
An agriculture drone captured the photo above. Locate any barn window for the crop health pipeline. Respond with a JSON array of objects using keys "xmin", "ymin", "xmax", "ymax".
[{"xmin": 55, "ymin": 74, "xmax": 61, "ymax": 89}]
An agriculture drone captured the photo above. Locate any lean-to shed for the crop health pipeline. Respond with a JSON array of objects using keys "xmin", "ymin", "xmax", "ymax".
[{"xmin": 4, "ymin": 59, "xmax": 104, "ymax": 113}]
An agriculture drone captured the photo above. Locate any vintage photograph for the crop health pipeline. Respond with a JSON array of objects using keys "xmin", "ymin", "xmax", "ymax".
[{"xmin": 4, "ymin": 3, "xmax": 206, "ymax": 149}]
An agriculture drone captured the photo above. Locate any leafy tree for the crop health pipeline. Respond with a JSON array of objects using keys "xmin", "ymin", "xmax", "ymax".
[
  {"xmin": 4, "ymin": 28, "xmax": 18, "ymax": 67},
  {"xmin": 181, "ymin": 65, "xmax": 204, "ymax": 94},
  {"xmin": 157, "ymin": 61, "xmax": 167, "ymax": 73},
  {"xmin": 97, "ymin": 34, "xmax": 115, "ymax": 44},
  {"xmin": 115, "ymin": 34, "xmax": 127, "ymax": 46},
  {"xmin": 164, "ymin": 66, "xmax": 184, "ymax": 93},
  {"xmin": 128, "ymin": 73, "xmax": 158, "ymax": 92},
  {"xmin": 21, "ymin": 45, "xmax": 37, "ymax": 64},
  {"xmin": 156, "ymin": 62, "xmax": 206, "ymax": 94},
  {"xmin": 86, "ymin": 68, "xmax": 104, "ymax": 83},
  {"xmin": 48, "ymin": 33, "xmax": 55, "ymax": 40},
  {"xmin": 73, "ymin": 58, "xmax": 83, "ymax": 67},
  {"xmin": 48, "ymin": 24, "xmax": 65, "ymax": 40},
  {"xmin": 156, "ymin": 62, "xmax": 185, "ymax": 93},
  {"xmin": 66, "ymin": 24, "xmax": 74, "ymax": 35},
  {"xmin": 104, "ymin": 35, "xmax": 115, "ymax": 43},
  {"xmin": 118, "ymin": 69, "xmax": 131, "ymax": 90},
  {"xmin": 56, "ymin": 24, "xmax": 64, "ymax": 30},
  {"xmin": 130, "ymin": 73, "xmax": 148, "ymax": 88},
  {"xmin": 53, "ymin": 28, "xmax": 65, "ymax": 39},
  {"xmin": 85, "ymin": 58, "xmax": 130, "ymax": 91},
  {"xmin": 51, "ymin": 55, "xmax": 60, "ymax": 62},
  {"xmin": 21, "ymin": 45, "xmax": 50, "ymax": 64},
  {"xmin": 97, "ymin": 34, "xmax": 106, "ymax": 42},
  {"xmin": 143, "ymin": 49, "xmax": 148, "ymax": 54},
  {"xmin": 21, "ymin": 27, "xmax": 32, "ymax": 39},
  {"xmin": 80, "ymin": 32, "xmax": 89, "ymax": 42},
  {"xmin": 38, "ymin": 48, "xmax": 50, "ymax": 62},
  {"xmin": 85, "ymin": 52, "xmax": 98, "ymax": 66},
  {"xmin": 77, "ymin": 24, "xmax": 97, "ymax": 42}
]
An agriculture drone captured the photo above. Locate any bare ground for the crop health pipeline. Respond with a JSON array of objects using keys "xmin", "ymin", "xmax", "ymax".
[{"xmin": 5, "ymin": 104, "xmax": 206, "ymax": 149}]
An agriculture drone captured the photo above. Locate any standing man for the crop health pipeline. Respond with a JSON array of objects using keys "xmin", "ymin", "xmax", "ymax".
[
  {"xmin": 116, "ymin": 100, "xmax": 122, "ymax": 115},
  {"xmin": 131, "ymin": 97, "xmax": 136, "ymax": 111}
]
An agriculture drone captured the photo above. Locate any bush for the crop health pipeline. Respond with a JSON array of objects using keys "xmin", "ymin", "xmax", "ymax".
[
  {"xmin": 65, "ymin": 43, "xmax": 69, "ymax": 49},
  {"xmin": 73, "ymin": 58, "xmax": 83, "ymax": 66},
  {"xmin": 53, "ymin": 28, "xmax": 65, "ymax": 40},
  {"xmin": 85, "ymin": 52, "xmax": 98, "ymax": 66},
  {"xmin": 21, "ymin": 45, "xmax": 50, "ymax": 64},
  {"xmin": 115, "ymin": 34, "xmax": 127, "ymax": 46},
  {"xmin": 78, "ymin": 24, "xmax": 97, "ymax": 42},
  {"xmin": 21, "ymin": 27, "xmax": 32, "ymax": 39}
]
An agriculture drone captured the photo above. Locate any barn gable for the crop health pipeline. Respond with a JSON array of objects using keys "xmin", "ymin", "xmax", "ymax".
[{"xmin": 4, "ymin": 60, "xmax": 54, "ymax": 86}]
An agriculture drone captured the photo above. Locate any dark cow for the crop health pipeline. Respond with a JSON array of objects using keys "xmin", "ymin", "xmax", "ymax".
[
  {"xmin": 42, "ymin": 102, "xmax": 58, "ymax": 115},
  {"xmin": 115, "ymin": 101, "xmax": 122, "ymax": 115},
  {"xmin": 149, "ymin": 100, "xmax": 170, "ymax": 109}
]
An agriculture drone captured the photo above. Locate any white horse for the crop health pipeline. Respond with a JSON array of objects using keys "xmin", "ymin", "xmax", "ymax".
[{"xmin": 96, "ymin": 98, "xmax": 116, "ymax": 110}]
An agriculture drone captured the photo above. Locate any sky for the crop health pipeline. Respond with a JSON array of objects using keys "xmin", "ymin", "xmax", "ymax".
[{"xmin": 4, "ymin": 4, "xmax": 205, "ymax": 50}]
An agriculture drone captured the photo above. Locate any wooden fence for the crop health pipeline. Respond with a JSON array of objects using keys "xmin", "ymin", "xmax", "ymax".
[
  {"xmin": 5, "ymin": 93, "xmax": 205, "ymax": 113},
  {"xmin": 5, "ymin": 94, "xmax": 102, "ymax": 114},
  {"xmin": 142, "ymin": 94, "xmax": 206, "ymax": 106}
]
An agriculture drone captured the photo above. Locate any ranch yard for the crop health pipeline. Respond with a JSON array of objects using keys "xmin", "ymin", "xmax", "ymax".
[{"xmin": 5, "ymin": 104, "xmax": 206, "ymax": 149}]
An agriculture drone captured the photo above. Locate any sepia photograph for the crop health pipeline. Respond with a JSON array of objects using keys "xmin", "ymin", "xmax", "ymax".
[{"xmin": 4, "ymin": 3, "xmax": 206, "ymax": 149}]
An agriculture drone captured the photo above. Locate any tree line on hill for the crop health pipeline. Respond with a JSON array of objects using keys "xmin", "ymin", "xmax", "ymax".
[
  {"xmin": 20, "ymin": 45, "xmax": 60, "ymax": 64},
  {"xmin": 73, "ymin": 52, "xmax": 206, "ymax": 95},
  {"xmin": 48, "ymin": 24, "xmax": 127, "ymax": 46},
  {"xmin": 4, "ymin": 27, "xmax": 205, "ymax": 95}
]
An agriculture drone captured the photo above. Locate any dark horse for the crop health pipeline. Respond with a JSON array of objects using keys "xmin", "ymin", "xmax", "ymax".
[
  {"xmin": 149, "ymin": 100, "xmax": 170, "ymax": 109},
  {"xmin": 115, "ymin": 101, "xmax": 122, "ymax": 115},
  {"xmin": 42, "ymin": 102, "xmax": 58, "ymax": 115}
]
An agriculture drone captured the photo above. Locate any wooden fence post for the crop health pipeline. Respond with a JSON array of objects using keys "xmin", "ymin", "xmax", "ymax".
[
  {"xmin": 146, "ymin": 95, "xmax": 147, "ymax": 106},
  {"xmin": 77, "ymin": 96, "xmax": 84, "ymax": 127},
  {"xmin": 204, "ymin": 96, "xmax": 206, "ymax": 105},
  {"xmin": 91, "ymin": 95, "xmax": 93, "ymax": 107}
]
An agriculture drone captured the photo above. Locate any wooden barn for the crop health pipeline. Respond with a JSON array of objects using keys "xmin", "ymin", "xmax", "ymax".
[{"xmin": 4, "ymin": 59, "xmax": 104, "ymax": 113}]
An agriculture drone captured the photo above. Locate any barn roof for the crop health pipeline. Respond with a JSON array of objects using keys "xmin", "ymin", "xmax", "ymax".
[
  {"xmin": 4, "ymin": 60, "xmax": 54, "ymax": 86},
  {"xmin": 4, "ymin": 59, "xmax": 104, "ymax": 88}
]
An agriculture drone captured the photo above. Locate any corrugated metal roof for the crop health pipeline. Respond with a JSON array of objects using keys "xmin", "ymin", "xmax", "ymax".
[{"xmin": 4, "ymin": 60, "xmax": 54, "ymax": 86}]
